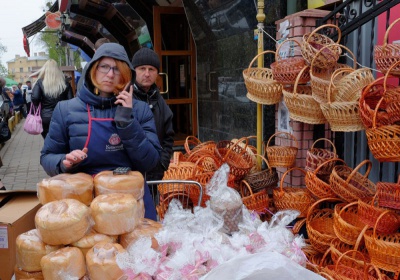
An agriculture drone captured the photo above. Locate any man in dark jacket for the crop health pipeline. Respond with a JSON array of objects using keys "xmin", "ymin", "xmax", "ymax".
[{"xmin": 131, "ymin": 48, "xmax": 174, "ymax": 190}]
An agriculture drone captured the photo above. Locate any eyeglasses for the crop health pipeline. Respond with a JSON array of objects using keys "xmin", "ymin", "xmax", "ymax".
[{"xmin": 97, "ymin": 64, "xmax": 121, "ymax": 75}]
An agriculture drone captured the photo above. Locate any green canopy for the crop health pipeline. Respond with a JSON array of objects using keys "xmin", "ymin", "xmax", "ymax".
[{"xmin": 5, "ymin": 78, "xmax": 18, "ymax": 87}]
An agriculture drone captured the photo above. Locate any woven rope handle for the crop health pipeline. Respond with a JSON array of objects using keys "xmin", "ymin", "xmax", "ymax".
[
  {"xmin": 266, "ymin": 131, "xmax": 299, "ymax": 149},
  {"xmin": 345, "ymin": 159, "xmax": 372, "ymax": 184},
  {"xmin": 313, "ymin": 158, "xmax": 345, "ymax": 175},
  {"xmin": 279, "ymin": 166, "xmax": 307, "ymax": 194},
  {"xmin": 275, "ymin": 38, "xmax": 301, "ymax": 61},
  {"xmin": 184, "ymin": 136, "xmax": 202, "ymax": 155},
  {"xmin": 335, "ymin": 249, "xmax": 367, "ymax": 274},
  {"xmin": 311, "ymin": 138, "xmax": 337, "ymax": 155},
  {"xmin": 307, "ymin": 24, "xmax": 342, "ymax": 44},
  {"xmin": 247, "ymin": 50, "xmax": 276, "ymax": 69},
  {"xmin": 240, "ymin": 179, "xmax": 254, "ymax": 197},
  {"xmin": 383, "ymin": 18, "xmax": 400, "ymax": 48}
]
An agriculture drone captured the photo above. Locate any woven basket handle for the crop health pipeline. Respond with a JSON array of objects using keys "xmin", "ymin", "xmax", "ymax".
[
  {"xmin": 327, "ymin": 67, "xmax": 355, "ymax": 103},
  {"xmin": 240, "ymin": 179, "xmax": 254, "ymax": 197},
  {"xmin": 266, "ymin": 131, "xmax": 299, "ymax": 149},
  {"xmin": 345, "ymin": 159, "xmax": 372, "ymax": 184},
  {"xmin": 382, "ymin": 18, "xmax": 400, "ymax": 48},
  {"xmin": 313, "ymin": 158, "xmax": 345, "ymax": 175},
  {"xmin": 247, "ymin": 50, "xmax": 276, "ymax": 69},
  {"xmin": 319, "ymin": 246, "xmax": 332, "ymax": 267},
  {"xmin": 311, "ymin": 138, "xmax": 337, "ymax": 155},
  {"xmin": 383, "ymin": 60, "xmax": 400, "ymax": 93},
  {"xmin": 372, "ymin": 210, "xmax": 392, "ymax": 240},
  {"xmin": 279, "ymin": 167, "xmax": 307, "ymax": 194},
  {"xmin": 253, "ymin": 153, "xmax": 273, "ymax": 171},
  {"xmin": 184, "ymin": 136, "xmax": 202, "ymax": 155},
  {"xmin": 353, "ymin": 224, "xmax": 369, "ymax": 253},
  {"xmin": 293, "ymin": 66, "xmax": 310, "ymax": 95},
  {"xmin": 307, "ymin": 197, "xmax": 343, "ymax": 222},
  {"xmin": 307, "ymin": 24, "xmax": 342, "ymax": 44},
  {"xmin": 335, "ymin": 249, "xmax": 367, "ymax": 274},
  {"xmin": 338, "ymin": 201, "xmax": 358, "ymax": 220},
  {"xmin": 360, "ymin": 76, "xmax": 387, "ymax": 110},
  {"xmin": 222, "ymin": 136, "xmax": 249, "ymax": 161},
  {"xmin": 275, "ymin": 38, "xmax": 301, "ymax": 61}
]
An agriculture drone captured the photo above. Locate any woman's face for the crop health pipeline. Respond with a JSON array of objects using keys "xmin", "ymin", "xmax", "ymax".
[{"xmin": 95, "ymin": 57, "xmax": 121, "ymax": 94}]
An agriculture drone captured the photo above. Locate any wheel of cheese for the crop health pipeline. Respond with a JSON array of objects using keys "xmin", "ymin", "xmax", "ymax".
[
  {"xmin": 16, "ymin": 229, "xmax": 62, "ymax": 272},
  {"xmin": 91, "ymin": 193, "xmax": 140, "ymax": 235},
  {"xmin": 37, "ymin": 173, "xmax": 94, "ymax": 205},
  {"xmin": 119, "ymin": 218, "xmax": 162, "ymax": 250},
  {"xmin": 14, "ymin": 265, "xmax": 44, "ymax": 280},
  {"xmin": 71, "ymin": 229, "xmax": 118, "ymax": 256},
  {"xmin": 93, "ymin": 170, "xmax": 144, "ymax": 199},
  {"xmin": 35, "ymin": 199, "xmax": 92, "ymax": 245},
  {"xmin": 86, "ymin": 241, "xmax": 126, "ymax": 280},
  {"xmin": 40, "ymin": 247, "xmax": 86, "ymax": 280}
]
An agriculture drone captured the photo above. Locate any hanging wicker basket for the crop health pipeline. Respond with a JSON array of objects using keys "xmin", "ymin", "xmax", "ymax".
[
  {"xmin": 273, "ymin": 167, "xmax": 315, "ymax": 218},
  {"xmin": 330, "ymin": 160, "xmax": 376, "ymax": 203},
  {"xmin": 282, "ymin": 66, "xmax": 327, "ymax": 124},
  {"xmin": 301, "ymin": 24, "xmax": 342, "ymax": 69},
  {"xmin": 374, "ymin": 18, "xmax": 400, "ymax": 76},
  {"xmin": 243, "ymin": 50, "xmax": 283, "ymax": 105},
  {"xmin": 264, "ymin": 131, "xmax": 298, "ymax": 168},
  {"xmin": 376, "ymin": 175, "xmax": 400, "ymax": 211},
  {"xmin": 270, "ymin": 38, "xmax": 310, "ymax": 85},
  {"xmin": 305, "ymin": 138, "xmax": 338, "ymax": 175}
]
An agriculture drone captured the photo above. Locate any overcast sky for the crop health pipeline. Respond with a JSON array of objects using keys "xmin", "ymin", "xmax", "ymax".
[{"xmin": 0, "ymin": 0, "xmax": 49, "ymax": 63}]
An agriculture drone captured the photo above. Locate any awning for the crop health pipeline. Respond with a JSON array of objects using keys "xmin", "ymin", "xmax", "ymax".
[{"xmin": 5, "ymin": 78, "xmax": 18, "ymax": 87}]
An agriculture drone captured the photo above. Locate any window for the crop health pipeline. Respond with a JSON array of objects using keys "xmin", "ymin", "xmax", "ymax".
[{"xmin": 20, "ymin": 68, "xmax": 23, "ymax": 72}]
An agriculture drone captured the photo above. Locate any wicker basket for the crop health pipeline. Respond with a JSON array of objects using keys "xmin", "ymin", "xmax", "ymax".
[
  {"xmin": 273, "ymin": 167, "xmax": 314, "ymax": 218},
  {"xmin": 364, "ymin": 210, "xmax": 400, "ymax": 273},
  {"xmin": 305, "ymin": 158, "xmax": 346, "ymax": 200},
  {"xmin": 330, "ymin": 160, "xmax": 376, "ymax": 203},
  {"xmin": 383, "ymin": 60, "xmax": 400, "ymax": 126},
  {"xmin": 265, "ymin": 131, "xmax": 298, "ymax": 168},
  {"xmin": 357, "ymin": 194, "xmax": 400, "ymax": 234},
  {"xmin": 306, "ymin": 198, "xmax": 343, "ymax": 253},
  {"xmin": 333, "ymin": 202, "xmax": 367, "ymax": 246},
  {"xmin": 184, "ymin": 136, "xmax": 217, "ymax": 156},
  {"xmin": 270, "ymin": 38, "xmax": 310, "ymax": 85},
  {"xmin": 376, "ymin": 176, "xmax": 400, "ymax": 211},
  {"xmin": 301, "ymin": 24, "xmax": 342, "ymax": 69},
  {"xmin": 240, "ymin": 180, "xmax": 270, "ymax": 214},
  {"xmin": 365, "ymin": 97, "xmax": 400, "ymax": 162},
  {"xmin": 374, "ymin": 18, "xmax": 400, "ymax": 76},
  {"xmin": 359, "ymin": 76, "xmax": 391, "ymax": 129},
  {"xmin": 157, "ymin": 192, "xmax": 193, "ymax": 220},
  {"xmin": 282, "ymin": 66, "xmax": 327, "ymax": 124},
  {"xmin": 244, "ymin": 154, "xmax": 278, "ymax": 193},
  {"xmin": 320, "ymin": 67, "xmax": 365, "ymax": 132},
  {"xmin": 243, "ymin": 50, "xmax": 283, "ymax": 105},
  {"xmin": 231, "ymin": 136, "xmax": 258, "ymax": 174},
  {"xmin": 305, "ymin": 138, "xmax": 338, "ymax": 175}
]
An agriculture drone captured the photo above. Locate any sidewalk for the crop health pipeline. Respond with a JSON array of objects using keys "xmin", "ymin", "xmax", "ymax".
[{"xmin": 0, "ymin": 119, "xmax": 48, "ymax": 191}]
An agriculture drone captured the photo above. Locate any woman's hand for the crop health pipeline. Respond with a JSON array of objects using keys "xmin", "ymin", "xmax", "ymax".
[
  {"xmin": 115, "ymin": 82, "xmax": 133, "ymax": 108},
  {"xmin": 62, "ymin": 148, "xmax": 88, "ymax": 169}
]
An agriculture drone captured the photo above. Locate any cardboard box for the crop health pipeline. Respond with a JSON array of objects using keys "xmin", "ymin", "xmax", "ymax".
[{"xmin": 0, "ymin": 191, "xmax": 41, "ymax": 280}]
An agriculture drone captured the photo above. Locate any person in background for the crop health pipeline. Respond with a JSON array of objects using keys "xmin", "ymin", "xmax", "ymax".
[
  {"xmin": 12, "ymin": 83, "xmax": 27, "ymax": 118},
  {"xmin": 31, "ymin": 59, "xmax": 73, "ymax": 139},
  {"xmin": 25, "ymin": 80, "xmax": 32, "ymax": 113},
  {"xmin": 40, "ymin": 43, "xmax": 162, "ymax": 221},
  {"xmin": 131, "ymin": 48, "xmax": 175, "ymax": 199}
]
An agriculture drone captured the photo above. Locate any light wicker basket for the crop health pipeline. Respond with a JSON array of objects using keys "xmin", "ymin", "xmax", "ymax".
[
  {"xmin": 243, "ymin": 50, "xmax": 283, "ymax": 105},
  {"xmin": 264, "ymin": 131, "xmax": 298, "ymax": 168}
]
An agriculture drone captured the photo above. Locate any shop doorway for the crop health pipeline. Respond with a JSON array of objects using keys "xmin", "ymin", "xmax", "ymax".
[{"xmin": 153, "ymin": 6, "xmax": 197, "ymax": 147}]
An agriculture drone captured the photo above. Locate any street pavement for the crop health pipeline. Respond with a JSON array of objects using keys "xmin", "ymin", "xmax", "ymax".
[{"xmin": 0, "ymin": 118, "xmax": 49, "ymax": 191}]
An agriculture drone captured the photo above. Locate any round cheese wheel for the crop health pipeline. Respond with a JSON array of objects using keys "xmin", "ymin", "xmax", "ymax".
[
  {"xmin": 93, "ymin": 170, "xmax": 144, "ymax": 199},
  {"xmin": 91, "ymin": 193, "xmax": 140, "ymax": 235},
  {"xmin": 35, "ymin": 199, "xmax": 92, "ymax": 245},
  {"xmin": 40, "ymin": 247, "xmax": 86, "ymax": 280},
  {"xmin": 86, "ymin": 241, "xmax": 126, "ymax": 280},
  {"xmin": 71, "ymin": 229, "xmax": 118, "ymax": 256},
  {"xmin": 37, "ymin": 173, "xmax": 94, "ymax": 205},
  {"xmin": 119, "ymin": 218, "xmax": 162, "ymax": 250},
  {"xmin": 14, "ymin": 265, "xmax": 44, "ymax": 280},
  {"xmin": 16, "ymin": 229, "xmax": 62, "ymax": 272}
]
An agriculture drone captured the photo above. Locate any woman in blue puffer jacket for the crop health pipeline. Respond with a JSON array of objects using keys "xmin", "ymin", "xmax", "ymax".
[{"xmin": 40, "ymin": 43, "xmax": 162, "ymax": 220}]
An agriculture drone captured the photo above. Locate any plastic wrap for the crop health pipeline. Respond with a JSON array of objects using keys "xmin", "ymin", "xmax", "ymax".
[
  {"xmin": 37, "ymin": 172, "xmax": 94, "ymax": 205},
  {"xmin": 120, "ymin": 218, "xmax": 162, "ymax": 249},
  {"xmin": 35, "ymin": 198, "xmax": 93, "ymax": 245},
  {"xmin": 71, "ymin": 229, "xmax": 118, "ymax": 256},
  {"xmin": 91, "ymin": 193, "xmax": 141, "ymax": 235}
]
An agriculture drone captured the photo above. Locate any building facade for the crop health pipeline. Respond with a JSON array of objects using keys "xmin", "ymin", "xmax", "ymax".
[{"xmin": 6, "ymin": 52, "xmax": 48, "ymax": 83}]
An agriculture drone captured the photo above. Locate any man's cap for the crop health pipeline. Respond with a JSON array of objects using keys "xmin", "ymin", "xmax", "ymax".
[{"xmin": 131, "ymin": 48, "xmax": 160, "ymax": 72}]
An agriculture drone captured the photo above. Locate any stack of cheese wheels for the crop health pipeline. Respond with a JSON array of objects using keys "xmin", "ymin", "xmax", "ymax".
[
  {"xmin": 93, "ymin": 170, "xmax": 144, "ymax": 199},
  {"xmin": 37, "ymin": 172, "xmax": 94, "ymax": 205},
  {"xmin": 40, "ymin": 247, "xmax": 86, "ymax": 279},
  {"xmin": 35, "ymin": 198, "xmax": 92, "ymax": 245},
  {"xmin": 86, "ymin": 241, "xmax": 126, "ymax": 279},
  {"xmin": 15, "ymin": 229, "xmax": 62, "ymax": 273},
  {"xmin": 71, "ymin": 229, "xmax": 118, "ymax": 256},
  {"xmin": 120, "ymin": 218, "xmax": 162, "ymax": 250},
  {"xmin": 91, "ymin": 193, "xmax": 141, "ymax": 235}
]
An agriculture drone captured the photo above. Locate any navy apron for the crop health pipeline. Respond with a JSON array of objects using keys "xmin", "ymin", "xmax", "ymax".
[{"xmin": 83, "ymin": 105, "xmax": 157, "ymax": 220}]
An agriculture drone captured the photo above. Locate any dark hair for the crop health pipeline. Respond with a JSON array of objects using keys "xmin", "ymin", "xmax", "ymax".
[{"xmin": 94, "ymin": 38, "xmax": 111, "ymax": 50}]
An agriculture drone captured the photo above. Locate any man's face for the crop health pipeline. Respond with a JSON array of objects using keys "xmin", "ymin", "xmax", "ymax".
[{"xmin": 135, "ymin": 65, "xmax": 158, "ymax": 89}]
